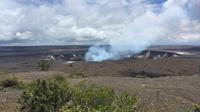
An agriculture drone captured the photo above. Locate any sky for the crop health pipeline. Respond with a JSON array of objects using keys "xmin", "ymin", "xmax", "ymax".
[{"xmin": 0, "ymin": 0, "xmax": 200, "ymax": 46}]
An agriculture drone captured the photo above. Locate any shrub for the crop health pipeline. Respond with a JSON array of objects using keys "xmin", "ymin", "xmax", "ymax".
[
  {"xmin": 71, "ymin": 83, "xmax": 115, "ymax": 111},
  {"xmin": 60, "ymin": 82, "xmax": 137, "ymax": 112},
  {"xmin": 193, "ymin": 104, "xmax": 200, "ymax": 112},
  {"xmin": 53, "ymin": 75, "xmax": 66, "ymax": 82},
  {"xmin": 0, "ymin": 76, "xmax": 24, "ymax": 89},
  {"xmin": 111, "ymin": 92, "xmax": 137, "ymax": 112},
  {"xmin": 0, "ymin": 71, "xmax": 8, "ymax": 76},
  {"xmin": 19, "ymin": 78, "xmax": 71, "ymax": 112},
  {"xmin": 19, "ymin": 77, "xmax": 137, "ymax": 112},
  {"xmin": 38, "ymin": 59, "xmax": 52, "ymax": 71},
  {"xmin": 69, "ymin": 71, "xmax": 87, "ymax": 78}
]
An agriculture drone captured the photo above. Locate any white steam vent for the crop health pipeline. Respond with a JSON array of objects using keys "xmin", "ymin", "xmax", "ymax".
[
  {"xmin": 85, "ymin": 11, "xmax": 163, "ymax": 62},
  {"xmin": 85, "ymin": 0, "xmax": 198, "ymax": 62}
]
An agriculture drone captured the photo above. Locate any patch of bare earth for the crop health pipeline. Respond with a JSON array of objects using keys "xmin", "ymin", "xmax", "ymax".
[{"xmin": 0, "ymin": 88, "xmax": 20, "ymax": 112}]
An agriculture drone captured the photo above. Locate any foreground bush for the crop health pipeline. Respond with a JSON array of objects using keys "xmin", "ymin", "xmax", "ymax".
[
  {"xmin": 19, "ymin": 77, "xmax": 137, "ymax": 112},
  {"xmin": 193, "ymin": 104, "xmax": 200, "ymax": 112},
  {"xmin": 69, "ymin": 83, "xmax": 115, "ymax": 111},
  {"xmin": 60, "ymin": 83, "xmax": 137, "ymax": 112},
  {"xmin": 19, "ymin": 77, "xmax": 71, "ymax": 112}
]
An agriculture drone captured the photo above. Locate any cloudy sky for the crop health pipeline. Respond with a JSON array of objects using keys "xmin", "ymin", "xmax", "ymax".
[{"xmin": 0, "ymin": 0, "xmax": 200, "ymax": 46}]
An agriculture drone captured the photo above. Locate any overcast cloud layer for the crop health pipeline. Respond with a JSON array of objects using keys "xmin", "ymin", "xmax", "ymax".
[{"xmin": 0, "ymin": 0, "xmax": 200, "ymax": 45}]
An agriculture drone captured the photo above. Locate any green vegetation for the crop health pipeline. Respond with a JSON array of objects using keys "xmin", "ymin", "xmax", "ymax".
[
  {"xmin": 19, "ymin": 76, "xmax": 137, "ymax": 112},
  {"xmin": 53, "ymin": 74, "xmax": 66, "ymax": 81},
  {"xmin": 69, "ymin": 71, "xmax": 87, "ymax": 78},
  {"xmin": 0, "ymin": 76, "xmax": 24, "ymax": 89},
  {"xmin": 193, "ymin": 104, "xmax": 200, "ymax": 112},
  {"xmin": 38, "ymin": 59, "xmax": 52, "ymax": 71},
  {"xmin": 188, "ymin": 104, "xmax": 200, "ymax": 112},
  {"xmin": 0, "ymin": 71, "xmax": 8, "ymax": 76},
  {"xmin": 66, "ymin": 82, "xmax": 115, "ymax": 112},
  {"xmin": 19, "ymin": 77, "xmax": 71, "ymax": 112},
  {"xmin": 60, "ymin": 82, "xmax": 137, "ymax": 112}
]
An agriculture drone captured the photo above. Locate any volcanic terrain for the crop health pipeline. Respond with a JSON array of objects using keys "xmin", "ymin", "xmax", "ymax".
[{"xmin": 0, "ymin": 45, "xmax": 200, "ymax": 112}]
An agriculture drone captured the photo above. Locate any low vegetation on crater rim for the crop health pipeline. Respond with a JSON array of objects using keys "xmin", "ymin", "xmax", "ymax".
[{"xmin": 18, "ymin": 76, "xmax": 137, "ymax": 112}]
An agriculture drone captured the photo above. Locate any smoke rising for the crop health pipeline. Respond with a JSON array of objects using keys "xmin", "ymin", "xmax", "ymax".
[
  {"xmin": 85, "ymin": 0, "xmax": 200, "ymax": 61},
  {"xmin": 85, "ymin": 11, "xmax": 163, "ymax": 61}
]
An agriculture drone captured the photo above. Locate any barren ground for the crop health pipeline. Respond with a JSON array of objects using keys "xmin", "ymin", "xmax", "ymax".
[{"xmin": 0, "ymin": 45, "xmax": 200, "ymax": 112}]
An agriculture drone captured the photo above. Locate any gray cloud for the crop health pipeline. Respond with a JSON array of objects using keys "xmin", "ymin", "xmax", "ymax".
[{"xmin": 0, "ymin": 0, "xmax": 199, "ymax": 45}]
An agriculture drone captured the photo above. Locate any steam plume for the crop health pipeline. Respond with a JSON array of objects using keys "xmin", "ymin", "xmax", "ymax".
[{"xmin": 85, "ymin": 0, "xmax": 199, "ymax": 61}]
